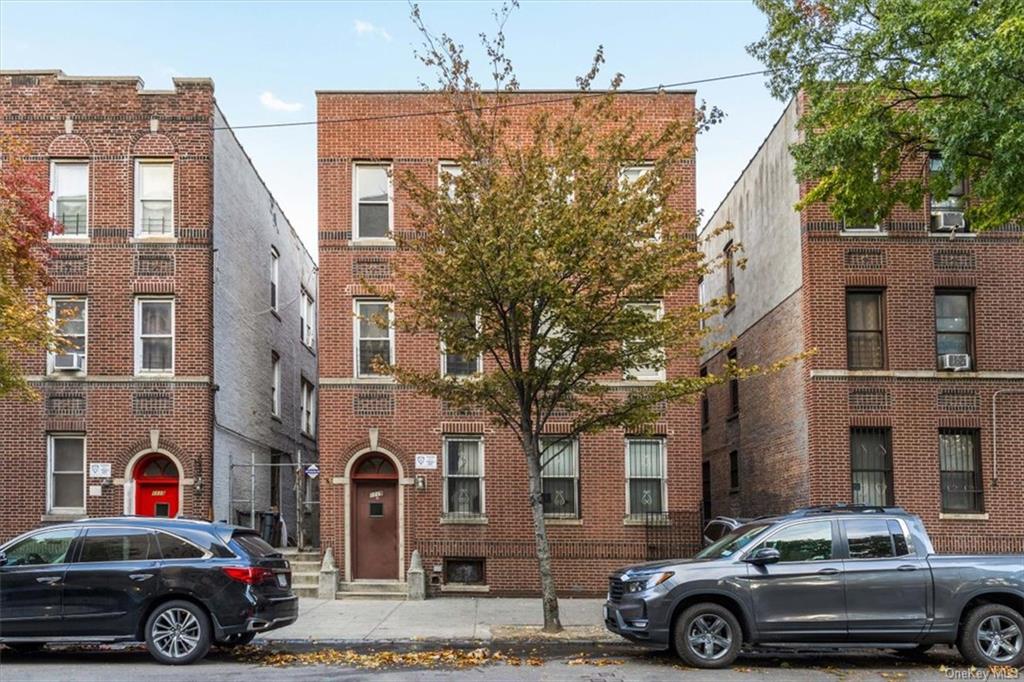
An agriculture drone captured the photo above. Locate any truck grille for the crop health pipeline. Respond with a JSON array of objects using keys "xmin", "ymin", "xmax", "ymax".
[{"xmin": 608, "ymin": 578, "xmax": 624, "ymax": 603}]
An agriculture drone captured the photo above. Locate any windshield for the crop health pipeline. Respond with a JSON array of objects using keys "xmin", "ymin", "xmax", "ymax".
[{"xmin": 694, "ymin": 523, "xmax": 771, "ymax": 560}]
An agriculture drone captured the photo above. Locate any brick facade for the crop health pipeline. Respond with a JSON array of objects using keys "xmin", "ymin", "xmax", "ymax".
[{"xmin": 316, "ymin": 92, "xmax": 703, "ymax": 596}]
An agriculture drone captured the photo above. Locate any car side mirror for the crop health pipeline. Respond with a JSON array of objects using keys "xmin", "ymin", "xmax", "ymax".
[{"xmin": 744, "ymin": 547, "xmax": 781, "ymax": 566}]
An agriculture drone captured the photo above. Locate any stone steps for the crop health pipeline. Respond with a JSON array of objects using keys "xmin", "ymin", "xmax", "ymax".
[{"xmin": 336, "ymin": 580, "xmax": 407, "ymax": 600}]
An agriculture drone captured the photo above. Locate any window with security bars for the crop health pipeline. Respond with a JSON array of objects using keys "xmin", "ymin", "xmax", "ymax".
[
  {"xmin": 444, "ymin": 438, "xmax": 483, "ymax": 516},
  {"xmin": 850, "ymin": 427, "xmax": 894, "ymax": 506},
  {"xmin": 846, "ymin": 290, "xmax": 885, "ymax": 369},
  {"xmin": 939, "ymin": 429, "xmax": 983, "ymax": 513},
  {"xmin": 50, "ymin": 161, "xmax": 88, "ymax": 236},
  {"xmin": 135, "ymin": 160, "xmax": 173, "ymax": 236},
  {"xmin": 626, "ymin": 438, "xmax": 666, "ymax": 516},
  {"xmin": 540, "ymin": 437, "xmax": 578, "ymax": 518}
]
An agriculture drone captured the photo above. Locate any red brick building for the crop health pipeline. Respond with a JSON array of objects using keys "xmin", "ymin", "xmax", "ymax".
[
  {"xmin": 0, "ymin": 71, "xmax": 318, "ymax": 544},
  {"xmin": 700, "ymin": 98, "xmax": 1024, "ymax": 552},
  {"xmin": 316, "ymin": 91, "xmax": 702, "ymax": 596}
]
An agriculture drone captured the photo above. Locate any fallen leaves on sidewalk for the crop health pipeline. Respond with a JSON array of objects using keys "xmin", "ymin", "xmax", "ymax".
[
  {"xmin": 566, "ymin": 656, "xmax": 625, "ymax": 666},
  {"xmin": 234, "ymin": 646, "xmax": 539, "ymax": 670}
]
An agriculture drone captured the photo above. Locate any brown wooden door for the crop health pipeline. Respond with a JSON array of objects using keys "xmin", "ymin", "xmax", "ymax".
[{"xmin": 352, "ymin": 480, "xmax": 398, "ymax": 579}]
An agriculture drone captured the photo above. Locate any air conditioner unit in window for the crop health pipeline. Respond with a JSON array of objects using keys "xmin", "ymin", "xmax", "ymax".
[
  {"xmin": 940, "ymin": 353, "xmax": 971, "ymax": 371},
  {"xmin": 931, "ymin": 210, "xmax": 965, "ymax": 232},
  {"xmin": 54, "ymin": 353, "xmax": 84, "ymax": 371}
]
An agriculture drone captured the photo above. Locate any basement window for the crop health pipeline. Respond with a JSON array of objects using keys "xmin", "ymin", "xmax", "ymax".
[{"xmin": 444, "ymin": 558, "xmax": 485, "ymax": 585}]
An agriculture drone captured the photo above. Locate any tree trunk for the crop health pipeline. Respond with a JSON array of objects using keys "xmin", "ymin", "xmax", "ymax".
[{"xmin": 524, "ymin": 438, "xmax": 562, "ymax": 633}]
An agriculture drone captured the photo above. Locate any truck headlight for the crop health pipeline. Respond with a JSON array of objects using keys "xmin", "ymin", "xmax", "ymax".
[{"xmin": 624, "ymin": 571, "xmax": 674, "ymax": 593}]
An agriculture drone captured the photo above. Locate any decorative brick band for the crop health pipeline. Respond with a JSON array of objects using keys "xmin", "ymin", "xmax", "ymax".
[
  {"xmin": 45, "ymin": 392, "xmax": 86, "ymax": 416},
  {"xmin": 844, "ymin": 249, "xmax": 885, "ymax": 270},
  {"xmin": 849, "ymin": 415, "xmax": 892, "ymax": 427},
  {"xmin": 934, "ymin": 274, "xmax": 978, "ymax": 288},
  {"xmin": 132, "ymin": 390, "xmax": 174, "ymax": 416},
  {"xmin": 938, "ymin": 389, "xmax": 979, "ymax": 412},
  {"xmin": 849, "ymin": 387, "xmax": 890, "ymax": 412},
  {"xmin": 440, "ymin": 421, "xmax": 486, "ymax": 434},
  {"xmin": 845, "ymin": 273, "xmax": 887, "ymax": 287},
  {"xmin": 353, "ymin": 392, "xmax": 395, "ymax": 417},
  {"xmin": 133, "ymin": 280, "xmax": 175, "ymax": 294},
  {"xmin": 933, "ymin": 249, "xmax": 976, "ymax": 271}
]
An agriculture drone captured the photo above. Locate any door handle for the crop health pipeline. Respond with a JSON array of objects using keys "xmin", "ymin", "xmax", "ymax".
[
  {"xmin": 817, "ymin": 568, "xmax": 840, "ymax": 575},
  {"xmin": 897, "ymin": 565, "xmax": 918, "ymax": 572},
  {"xmin": 35, "ymin": 576, "xmax": 61, "ymax": 584},
  {"xmin": 129, "ymin": 573, "xmax": 154, "ymax": 581}
]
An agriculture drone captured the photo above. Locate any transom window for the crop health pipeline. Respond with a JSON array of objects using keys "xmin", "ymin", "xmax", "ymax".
[
  {"xmin": 846, "ymin": 289, "xmax": 885, "ymax": 369},
  {"xmin": 540, "ymin": 437, "xmax": 579, "ymax": 518},
  {"xmin": 135, "ymin": 160, "xmax": 173, "ymax": 237},
  {"xmin": 444, "ymin": 437, "xmax": 484, "ymax": 517},
  {"xmin": 48, "ymin": 434, "xmax": 85, "ymax": 514},
  {"xmin": 50, "ymin": 161, "xmax": 88, "ymax": 237},
  {"xmin": 135, "ymin": 298, "xmax": 174, "ymax": 374},
  {"xmin": 49, "ymin": 297, "xmax": 87, "ymax": 373},
  {"xmin": 626, "ymin": 438, "xmax": 666, "ymax": 517},
  {"xmin": 354, "ymin": 300, "xmax": 393, "ymax": 377},
  {"xmin": 354, "ymin": 163, "xmax": 392, "ymax": 240}
]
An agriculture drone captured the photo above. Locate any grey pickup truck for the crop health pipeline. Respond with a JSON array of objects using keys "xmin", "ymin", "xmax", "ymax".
[{"xmin": 605, "ymin": 505, "xmax": 1024, "ymax": 669}]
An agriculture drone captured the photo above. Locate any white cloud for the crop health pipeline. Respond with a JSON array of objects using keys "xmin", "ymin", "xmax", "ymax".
[
  {"xmin": 354, "ymin": 19, "xmax": 392, "ymax": 42},
  {"xmin": 259, "ymin": 91, "xmax": 303, "ymax": 113}
]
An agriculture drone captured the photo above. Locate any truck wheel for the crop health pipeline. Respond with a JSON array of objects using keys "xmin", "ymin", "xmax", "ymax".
[
  {"xmin": 673, "ymin": 602, "xmax": 743, "ymax": 669},
  {"xmin": 144, "ymin": 600, "xmax": 212, "ymax": 665},
  {"xmin": 957, "ymin": 604, "xmax": 1024, "ymax": 668}
]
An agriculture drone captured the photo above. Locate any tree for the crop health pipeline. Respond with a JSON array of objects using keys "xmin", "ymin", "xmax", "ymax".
[
  {"xmin": 366, "ymin": 3, "xmax": 790, "ymax": 632},
  {"xmin": 749, "ymin": 0, "xmax": 1024, "ymax": 230},
  {"xmin": 0, "ymin": 140, "xmax": 66, "ymax": 399}
]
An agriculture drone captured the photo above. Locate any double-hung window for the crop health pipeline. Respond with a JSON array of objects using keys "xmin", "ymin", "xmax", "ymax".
[
  {"xmin": 624, "ymin": 301, "xmax": 664, "ymax": 380},
  {"xmin": 935, "ymin": 291, "xmax": 973, "ymax": 370},
  {"xmin": 135, "ymin": 298, "xmax": 174, "ymax": 375},
  {"xmin": 48, "ymin": 434, "xmax": 85, "ymax": 515},
  {"xmin": 939, "ymin": 429, "xmax": 983, "ymax": 513},
  {"xmin": 50, "ymin": 161, "xmax": 88, "ymax": 237},
  {"xmin": 354, "ymin": 300, "xmax": 393, "ymax": 377},
  {"xmin": 699, "ymin": 366, "xmax": 709, "ymax": 428},
  {"xmin": 846, "ymin": 289, "xmax": 885, "ymax": 369},
  {"xmin": 354, "ymin": 163, "xmax": 392, "ymax": 240},
  {"xmin": 441, "ymin": 312, "xmax": 481, "ymax": 378},
  {"xmin": 271, "ymin": 352, "xmax": 281, "ymax": 417},
  {"xmin": 929, "ymin": 154, "xmax": 966, "ymax": 232},
  {"xmin": 439, "ymin": 161, "xmax": 462, "ymax": 200},
  {"xmin": 270, "ymin": 248, "xmax": 279, "ymax": 312},
  {"xmin": 135, "ymin": 160, "xmax": 173, "ymax": 237},
  {"xmin": 540, "ymin": 437, "xmax": 579, "ymax": 518},
  {"xmin": 620, "ymin": 164, "xmax": 658, "ymax": 241},
  {"xmin": 444, "ymin": 437, "xmax": 484, "ymax": 517},
  {"xmin": 626, "ymin": 438, "xmax": 666, "ymax": 517},
  {"xmin": 727, "ymin": 348, "xmax": 739, "ymax": 416},
  {"xmin": 300, "ymin": 289, "xmax": 315, "ymax": 347},
  {"xmin": 49, "ymin": 297, "xmax": 87, "ymax": 373},
  {"xmin": 724, "ymin": 241, "xmax": 736, "ymax": 303},
  {"xmin": 850, "ymin": 427, "xmax": 894, "ymax": 506},
  {"xmin": 300, "ymin": 379, "xmax": 315, "ymax": 436}
]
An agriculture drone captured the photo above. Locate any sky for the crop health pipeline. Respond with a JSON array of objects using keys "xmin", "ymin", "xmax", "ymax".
[{"xmin": 0, "ymin": 0, "xmax": 786, "ymax": 258}]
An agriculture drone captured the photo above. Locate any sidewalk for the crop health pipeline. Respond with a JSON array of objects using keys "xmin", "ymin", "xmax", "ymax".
[{"xmin": 260, "ymin": 597, "xmax": 618, "ymax": 644}]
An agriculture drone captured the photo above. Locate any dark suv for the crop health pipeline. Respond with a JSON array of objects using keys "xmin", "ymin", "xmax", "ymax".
[
  {"xmin": 606, "ymin": 506, "xmax": 1024, "ymax": 669},
  {"xmin": 0, "ymin": 517, "xmax": 298, "ymax": 665}
]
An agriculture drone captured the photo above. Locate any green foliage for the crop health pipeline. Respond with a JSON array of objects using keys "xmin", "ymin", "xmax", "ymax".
[{"xmin": 749, "ymin": 0, "xmax": 1024, "ymax": 229}]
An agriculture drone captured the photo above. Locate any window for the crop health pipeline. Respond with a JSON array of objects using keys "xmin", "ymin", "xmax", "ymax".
[
  {"xmin": 441, "ymin": 313, "xmax": 482, "ymax": 378},
  {"xmin": 729, "ymin": 450, "xmax": 740, "ymax": 491},
  {"xmin": 300, "ymin": 289, "xmax": 315, "ymax": 347},
  {"xmin": 850, "ymin": 427, "xmax": 894, "ymax": 506},
  {"xmin": 48, "ymin": 434, "xmax": 85, "ymax": 514},
  {"xmin": 699, "ymin": 366, "xmax": 709, "ymax": 428},
  {"xmin": 929, "ymin": 154, "xmax": 965, "ymax": 231},
  {"xmin": 233, "ymin": 532, "xmax": 278, "ymax": 558},
  {"xmin": 697, "ymin": 277, "xmax": 707, "ymax": 330},
  {"xmin": 49, "ymin": 297, "xmax": 87, "ymax": 373},
  {"xmin": 439, "ymin": 161, "xmax": 462, "ymax": 199},
  {"xmin": 445, "ymin": 558, "xmax": 484, "ymax": 585},
  {"xmin": 724, "ymin": 241, "xmax": 736, "ymax": 304},
  {"xmin": 624, "ymin": 302, "xmax": 664, "ymax": 380},
  {"xmin": 270, "ymin": 248, "xmax": 279, "ymax": 311},
  {"xmin": 135, "ymin": 160, "xmax": 173, "ymax": 236},
  {"xmin": 355, "ymin": 300, "xmax": 393, "ymax": 377},
  {"xmin": 3, "ymin": 528, "xmax": 78, "ymax": 566},
  {"xmin": 135, "ymin": 298, "xmax": 174, "ymax": 374},
  {"xmin": 935, "ymin": 291, "xmax": 973, "ymax": 370},
  {"xmin": 939, "ymin": 429, "xmax": 983, "ymax": 513},
  {"xmin": 271, "ymin": 352, "xmax": 281, "ymax": 417},
  {"xmin": 155, "ymin": 531, "xmax": 205, "ymax": 560},
  {"xmin": 701, "ymin": 460, "xmax": 711, "ymax": 520},
  {"xmin": 888, "ymin": 519, "xmax": 913, "ymax": 556},
  {"xmin": 540, "ymin": 437, "xmax": 579, "ymax": 518},
  {"xmin": 843, "ymin": 519, "xmax": 896, "ymax": 559},
  {"xmin": 354, "ymin": 163, "xmax": 392, "ymax": 239},
  {"xmin": 78, "ymin": 528, "xmax": 154, "ymax": 563},
  {"xmin": 626, "ymin": 438, "xmax": 666, "ymax": 516},
  {"xmin": 444, "ymin": 437, "xmax": 483, "ymax": 517},
  {"xmin": 50, "ymin": 161, "xmax": 88, "ymax": 237},
  {"xmin": 755, "ymin": 520, "xmax": 833, "ymax": 562},
  {"xmin": 301, "ymin": 379, "xmax": 316, "ymax": 436},
  {"xmin": 727, "ymin": 348, "xmax": 739, "ymax": 416},
  {"xmin": 620, "ymin": 165, "xmax": 658, "ymax": 240},
  {"xmin": 846, "ymin": 289, "xmax": 885, "ymax": 369}
]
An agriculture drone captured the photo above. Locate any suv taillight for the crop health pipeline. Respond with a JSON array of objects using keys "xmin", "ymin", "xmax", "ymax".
[{"xmin": 222, "ymin": 566, "xmax": 274, "ymax": 585}]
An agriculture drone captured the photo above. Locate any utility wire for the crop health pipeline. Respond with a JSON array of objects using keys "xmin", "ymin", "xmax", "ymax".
[{"xmin": 213, "ymin": 68, "xmax": 775, "ymax": 132}]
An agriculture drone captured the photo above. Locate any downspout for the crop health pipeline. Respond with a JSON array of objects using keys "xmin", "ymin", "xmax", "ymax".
[{"xmin": 990, "ymin": 388, "xmax": 1024, "ymax": 488}]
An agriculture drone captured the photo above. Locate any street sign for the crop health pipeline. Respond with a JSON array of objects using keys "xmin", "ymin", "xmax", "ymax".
[
  {"xmin": 415, "ymin": 454, "xmax": 437, "ymax": 470},
  {"xmin": 305, "ymin": 464, "xmax": 320, "ymax": 479}
]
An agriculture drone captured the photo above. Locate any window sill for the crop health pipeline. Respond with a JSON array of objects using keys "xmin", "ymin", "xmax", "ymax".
[
  {"xmin": 623, "ymin": 516, "xmax": 670, "ymax": 527},
  {"xmin": 48, "ymin": 236, "xmax": 90, "ymax": 244},
  {"xmin": 544, "ymin": 517, "xmax": 583, "ymax": 526},
  {"xmin": 130, "ymin": 236, "xmax": 177, "ymax": 244},
  {"xmin": 47, "ymin": 370, "xmax": 88, "ymax": 378},
  {"xmin": 353, "ymin": 375, "xmax": 396, "ymax": 383},
  {"xmin": 135, "ymin": 372, "xmax": 176, "ymax": 379},
  {"xmin": 928, "ymin": 232, "xmax": 977, "ymax": 239},
  {"xmin": 439, "ymin": 583, "xmax": 490, "ymax": 593},
  {"xmin": 349, "ymin": 238, "xmax": 396, "ymax": 247},
  {"xmin": 440, "ymin": 515, "xmax": 488, "ymax": 525},
  {"xmin": 301, "ymin": 430, "xmax": 316, "ymax": 441},
  {"xmin": 839, "ymin": 230, "xmax": 888, "ymax": 238},
  {"xmin": 939, "ymin": 512, "xmax": 988, "ymax": 521},
  {"xmin": 304, "ymin": 343, "xmax": 317, "ymax": 357},
  {"xmin": 41, "ymin": 512, "xmax": 86, "ymax": 522}
]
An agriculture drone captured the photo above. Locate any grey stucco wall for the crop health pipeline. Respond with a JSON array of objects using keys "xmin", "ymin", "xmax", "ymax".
[
  {"xmin": 700, "ymin": 98, "xmax": 803, "ymax": 358},
  {"xmin": 212, "ymin": 105, "xmax": 318, "ymax": 546}
]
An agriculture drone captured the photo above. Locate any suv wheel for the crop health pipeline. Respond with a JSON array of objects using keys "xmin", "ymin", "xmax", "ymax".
[
  {"xmin": 673, "ymin": 602, "xmax": 742, "ymax": 669},
  {"xmin": 958, "ymin": 604, "xmax": 1024, "ymax": 668},
  {"xmin": 144, "ymin": 600, "xmax": 212, "ymax": 665}
]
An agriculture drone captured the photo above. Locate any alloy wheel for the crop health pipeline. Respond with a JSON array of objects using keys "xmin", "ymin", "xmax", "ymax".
[
  {"xmin": 151, "ymin": 607, "xmax": 202, "ymax": 659},
  {"xmin": 687, "ymin": 613, "xmax": 733, "ymax": 661},
  {"xmin": 976, "ymin": 615, "xmax": 1023, "ymax": 663}
]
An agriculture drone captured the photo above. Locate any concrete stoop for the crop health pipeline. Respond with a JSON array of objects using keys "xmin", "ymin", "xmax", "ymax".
[
  {"xmin": 281, "ymin": 549, "xmax": 322, "ymax": 599},
  {"xmin": 336, "ymin": 580, "xmax": 407, "ymax": 600}
]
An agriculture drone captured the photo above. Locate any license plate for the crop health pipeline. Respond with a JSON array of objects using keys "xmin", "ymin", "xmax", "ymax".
[{"xmin": 277, "ymin": 574, "xmax": 288, "ymax": 588}]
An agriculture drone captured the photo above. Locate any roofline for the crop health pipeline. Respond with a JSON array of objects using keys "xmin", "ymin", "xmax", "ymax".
[
  {"xmin": 315, "ymin": 88, "xmax": 696, "ymax": 96},
  {"xmin": 1, "ymin": 69, "xmax": 213, "ymax": 91}
]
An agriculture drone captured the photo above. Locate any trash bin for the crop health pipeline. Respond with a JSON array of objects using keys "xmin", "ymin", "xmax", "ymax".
[{"xmin": 259, "ymin": 511, "xmax": 279, "ymax": 543}]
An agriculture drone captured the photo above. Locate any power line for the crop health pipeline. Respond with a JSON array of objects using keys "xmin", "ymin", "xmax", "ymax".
[{"xmin": 214, "ymin": 68, "xmax": 775, "ymax": 132}]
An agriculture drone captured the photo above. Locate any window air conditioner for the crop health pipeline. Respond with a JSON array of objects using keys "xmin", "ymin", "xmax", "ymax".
[
  {"xmin": 54, "ymin": 353, "xmax": 85, "ymax": 371},
  {"xmin": 931, "ymin": 210, "xmax": 965, "ymax": 231},
  {"xmin": 940, "ymin": 353, "xmax": 971, "ymax": 371}
]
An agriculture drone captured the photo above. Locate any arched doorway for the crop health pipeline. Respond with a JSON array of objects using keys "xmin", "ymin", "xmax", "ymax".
[
  {"xmin": 350, "ymin": 453, "xmax": 399, "ymax": 580},
  {"xmin": 133, "ymin": 453, "xmax": 180, "ymax": 517}
]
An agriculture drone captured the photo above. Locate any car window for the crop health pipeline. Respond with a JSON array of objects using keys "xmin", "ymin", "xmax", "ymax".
[
  {"xmin": 845, "ymin": 519, "xmax": 896, "ymax": 559},
  {"xmin": 754, "ymin": 520, "xmax": 833, "ymax": 562},
  {"xmin": 705, "ymin": 522, "xmax": 726, "ymax": 542},
  {"xmin": 155, "ymin": 531, "xmax": 205, "ymax": 560},
  {"xmin": 78, "ymin": 528, "xmax": 154, "ymax": 563},
  {"xmin": 3, "ymin": 528, "xmax": 78, "ymax": 566},
  {"xmin": 695, "ymin": 524, "xmax": 770, "ymax": 560},
  {"xmin": 233, "ymin": 532, "xmax": 279, "ymax": 558},
  {"xmin": 887, "ymin": 519, "xmax": 913, "ymax": 557}
]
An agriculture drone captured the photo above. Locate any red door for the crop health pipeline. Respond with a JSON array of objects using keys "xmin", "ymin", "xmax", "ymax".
[
  {"xmin": 133, "ymin": 454, "xmax": 179, "ymax": 517},
  {"xmin": 351, "ymin": 455, "xmax": 399, "ymax": 580}
]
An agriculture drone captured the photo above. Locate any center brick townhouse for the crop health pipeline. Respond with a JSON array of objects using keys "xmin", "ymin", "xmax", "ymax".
[{"xmin": 315, "ymin": 91, "xmax": 704, "ymax": 597}]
